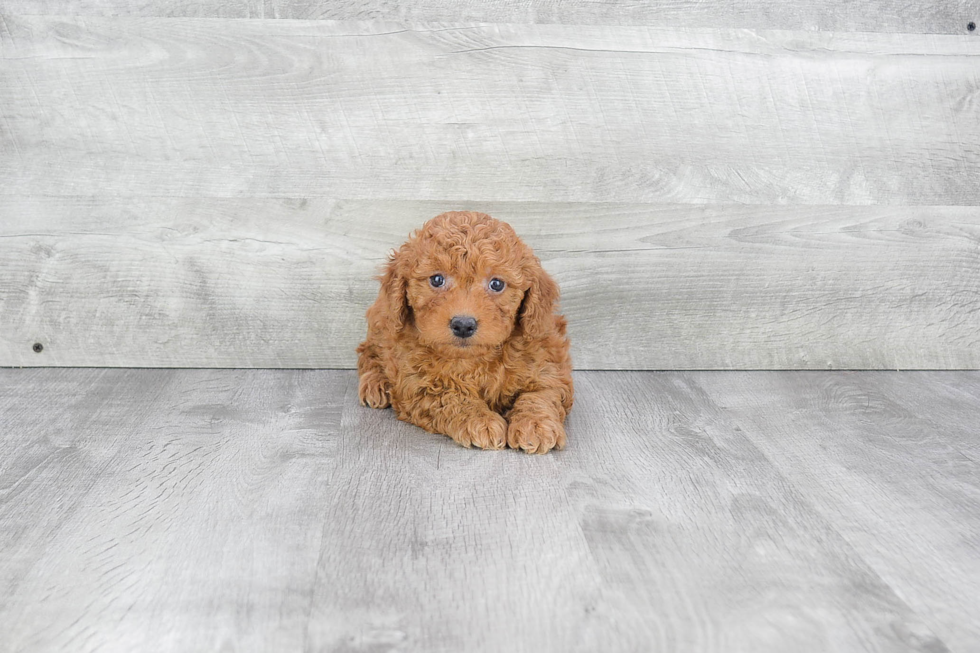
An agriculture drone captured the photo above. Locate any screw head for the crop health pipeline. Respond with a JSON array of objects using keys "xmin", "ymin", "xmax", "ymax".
[
  {"xmin": 32, "ymin": 342, "xmax": 44, "ymax": 353},
  {"xmin": 969, "ymin": 21, "xmax": 977, "ymax": 31}
]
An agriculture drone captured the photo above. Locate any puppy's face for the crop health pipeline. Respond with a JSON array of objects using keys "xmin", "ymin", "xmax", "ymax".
[
  {"xmin": 408, "ymin": 254, "xmax": 525, "ymax": 352},
  {"xmin": 398, "ymin": 214, "xmax": 531, "ymax": 353}
]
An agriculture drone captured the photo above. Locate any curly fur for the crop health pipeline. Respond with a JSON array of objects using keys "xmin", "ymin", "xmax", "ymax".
[{"xmin": 356, "ymin": 211, "xmax": 573, "ymax": 453}]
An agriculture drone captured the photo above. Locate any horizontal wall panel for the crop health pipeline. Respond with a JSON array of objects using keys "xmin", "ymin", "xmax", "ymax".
[
  {"xmin": 2, "ymin": 18, "xmax": 979, "ymax": 204},
  {"xmin": 2, "ymin": 198, "xmax": 977, "ymax": 369},
  {"xmin": 3, "ymin": 0, "xmax": 978, "ymax": 35}
]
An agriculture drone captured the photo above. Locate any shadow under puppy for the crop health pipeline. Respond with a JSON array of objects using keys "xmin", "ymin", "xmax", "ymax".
[{"xmin": 357, "ymin": 211, "xmax": 573, "ymax": 453}]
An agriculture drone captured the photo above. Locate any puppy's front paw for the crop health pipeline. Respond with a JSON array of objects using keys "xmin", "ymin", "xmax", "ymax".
[
  {"xmin": 358, "ymin": 371, "xmax": 390, "ymax": 409},
  {"xmin": 507, "ymin": 413, "xmax": 566, "ymax": 454},
  {"xmin": 452, "ymin": 411, "xmax": 507, "ymax": 450}
]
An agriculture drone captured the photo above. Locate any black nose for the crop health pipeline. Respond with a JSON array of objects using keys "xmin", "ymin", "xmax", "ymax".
[{"xmin": 450, "ymin": 316, "xmax": 478, "ymax": 339}]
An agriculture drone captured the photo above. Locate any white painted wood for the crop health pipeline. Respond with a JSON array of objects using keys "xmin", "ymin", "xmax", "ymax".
[
  {"xmin": 2, "ymin": 18, "xmax": 979, "ymax": 204},
  {"xmin": 4, "ymin": 369, "xmax": 976, "ymax": 651},
  {"xmin": 2, "ymin": 198, "xmax": 978, "ymax": 369},
  {"xmin": 4, "ymin": 0, "xmax": 978, "ymax": 35}
]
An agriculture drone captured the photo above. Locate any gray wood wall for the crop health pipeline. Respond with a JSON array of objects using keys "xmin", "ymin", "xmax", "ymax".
[{"xmin": 2, "ymin": 4, "xmax": 979, "ymax": 369}]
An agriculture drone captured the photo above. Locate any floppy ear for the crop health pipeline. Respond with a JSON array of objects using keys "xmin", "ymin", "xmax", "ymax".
[
  {"xmin": 518, "ymin": 257, "xmax": 560, "ymax": 339},
  {"xmin": 378, "ymin": 246, "xmax": 411, "ymax": 333}
]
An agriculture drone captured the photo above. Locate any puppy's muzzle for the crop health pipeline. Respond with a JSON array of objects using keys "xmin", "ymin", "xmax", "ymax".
[{"xmin": 449, "ymin": 316, "xmax": 478, "ymax": 339}]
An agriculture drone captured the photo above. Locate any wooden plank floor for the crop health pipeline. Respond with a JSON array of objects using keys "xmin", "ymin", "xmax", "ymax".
[{"xmin": 1, "ymin": 369, "xmax": 978, "ymax": 652}]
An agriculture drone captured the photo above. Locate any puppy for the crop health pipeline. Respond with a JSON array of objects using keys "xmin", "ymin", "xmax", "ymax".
[{"xmin": 356, "ymin": 211, "xmax": 573, "ymax": 453}]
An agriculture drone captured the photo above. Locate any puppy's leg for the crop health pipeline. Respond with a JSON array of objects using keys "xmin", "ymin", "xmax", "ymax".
[
  {"xmin": 399, "ymin": 394, "xmax": 507, "ymax": 451},
  {"xmin": 446, "ymin": 400, "xmax": 508, "ymax": 450},
  {"xmin": 356, "ymin": 345, "xmax": 391, "ymax": 409},
  {"xmin": 506, "ymin": 388, "xmax": 567, "ymax": 454}
]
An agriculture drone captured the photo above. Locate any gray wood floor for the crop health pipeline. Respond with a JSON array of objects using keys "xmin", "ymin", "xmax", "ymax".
[{"xmin": 1, "ymin": 369, "xmax": 978, "ymax": 652}]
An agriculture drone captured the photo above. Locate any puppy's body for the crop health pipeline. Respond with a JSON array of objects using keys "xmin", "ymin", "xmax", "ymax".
[{"xmin": 357, "ymin": 211, "xmax": 572, "ymax": 453}]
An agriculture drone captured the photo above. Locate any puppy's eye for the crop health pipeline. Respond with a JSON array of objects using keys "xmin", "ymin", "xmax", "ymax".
[
  {"xmin": 488, "ymin": 278, "xmax": 506, "ymax": 293},
  {"xmin": 429, "ymin": 274, "xmax": 446, "ymax": 288}
]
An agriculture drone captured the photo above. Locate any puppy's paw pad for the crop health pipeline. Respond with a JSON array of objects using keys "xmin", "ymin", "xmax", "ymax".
[
  {"xmin": 457, "ymin": 412, "xmax": 507, "ymax": 450},
  {"xmin": 358, "ymin": 372, "xmax": 390, "ymax": 409},
  {"xmin": 507, "ymin": 413, "xmax": 566, "ymax": 454}
]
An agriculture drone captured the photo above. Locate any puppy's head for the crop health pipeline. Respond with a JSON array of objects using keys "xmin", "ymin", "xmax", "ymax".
[{"xmin": 380, "ymin": 211, "xmax": 558, "ymax": 353}]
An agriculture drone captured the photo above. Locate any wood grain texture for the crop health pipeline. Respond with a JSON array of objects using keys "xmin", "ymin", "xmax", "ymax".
[
  {"xmin": 3, "ymin": 17, "xmax": 980, "ymax": 205},
  {"xmin": 305, "ymin": 379, "xmax": 606, "ymax": 653},
  {"xmin": 4, "ymin": 0, "xmax": 979, "ymax": 34},
  {"xmin": 857, "ymin": 371, "xmax": 980, "ymax": 458},
  {"xmin": 4, "ymin": 369, "xmax": 976, "ymax": 651},
  {"xmin": 3, "ymin": 14, "xmax": 980, "ymax": 370},
  {"xmin": 560, "ymin": 371, "xmax": 952, "ymax": 652},
  {"xmin": 0, "ymin": 368, "xmax": 349, "ymax": 652},
  {"xmin": 694, "ymin": 370, "xmax": 980, "ymax": 652},
  {"xmin": 3, "ymin": 197, "xmax": 979, "ymax": 369}
]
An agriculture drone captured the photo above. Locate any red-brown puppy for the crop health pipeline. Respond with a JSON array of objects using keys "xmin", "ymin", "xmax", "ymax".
[{"xmin": 357, "ymin": 211, "xmax": 573, "ymax": 453}]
